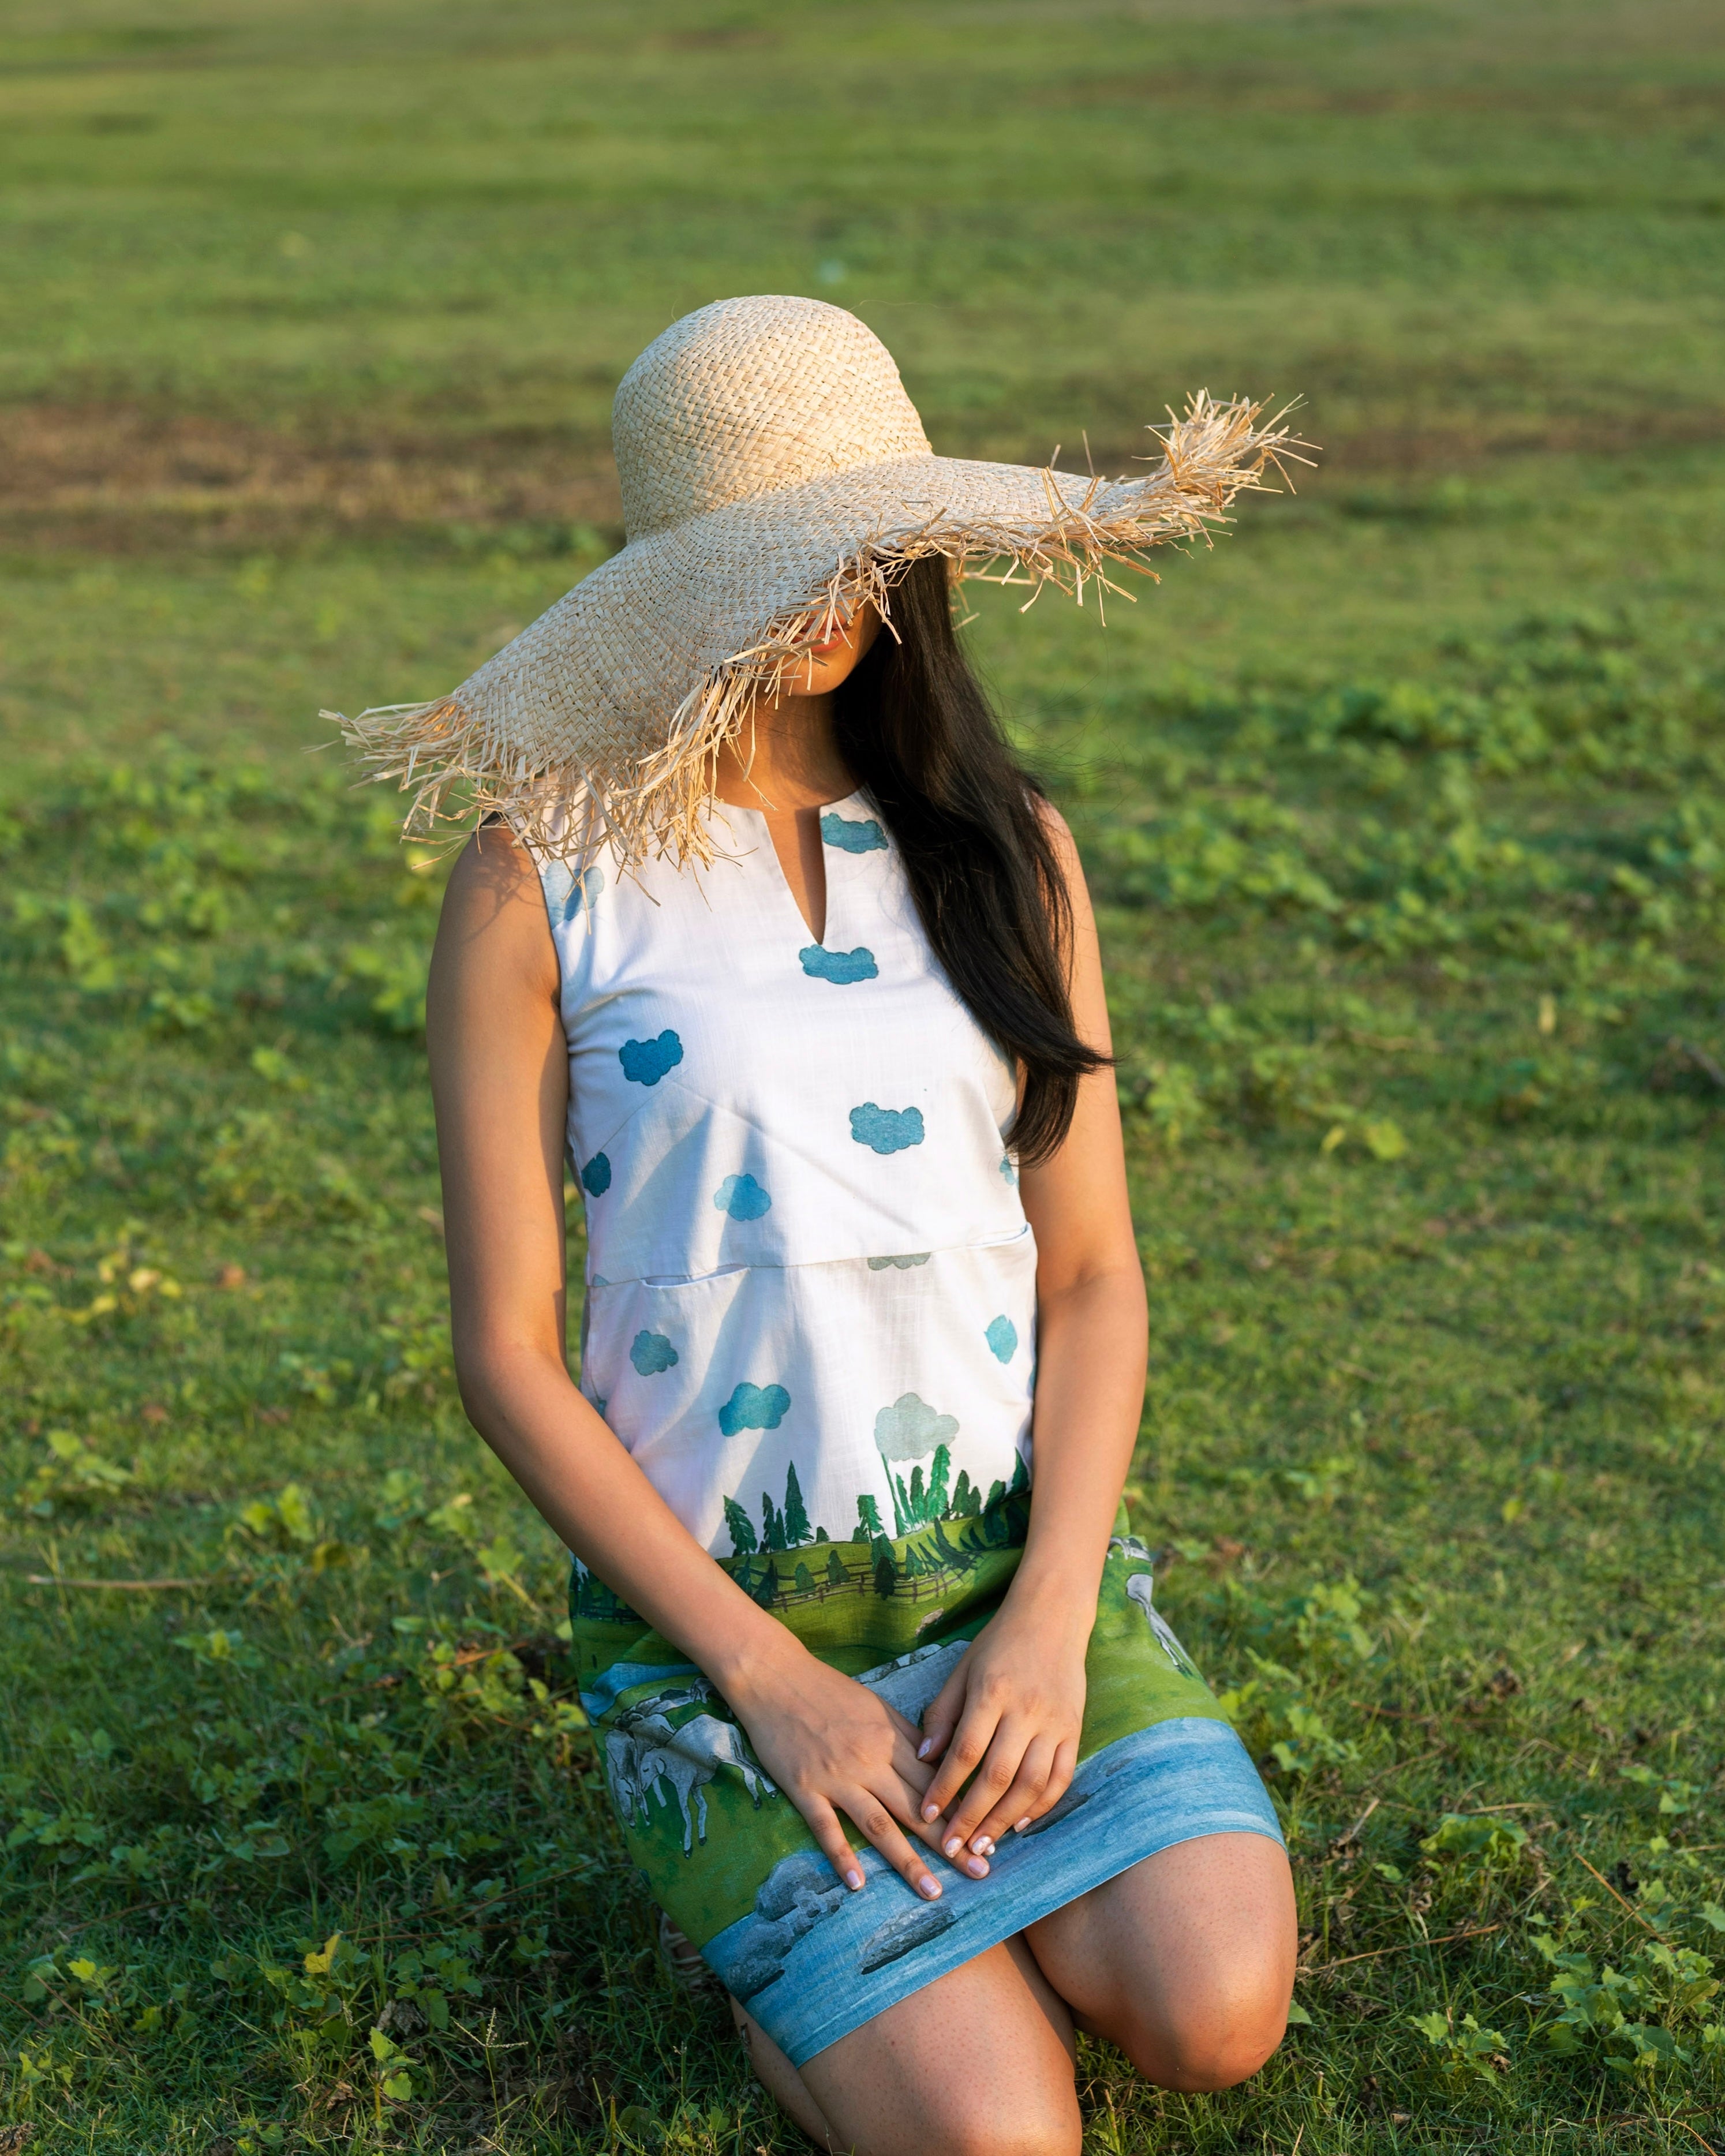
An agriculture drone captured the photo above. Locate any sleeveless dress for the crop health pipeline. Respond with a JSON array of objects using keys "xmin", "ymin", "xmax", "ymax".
[{"xmin": 536, "ymin": 793, "xmax": 1282, "ymax": 2068}]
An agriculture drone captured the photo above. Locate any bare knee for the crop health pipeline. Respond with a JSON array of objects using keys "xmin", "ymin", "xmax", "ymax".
[
  {"xmin": 870, "ymin": 2061, "xmax": 1080, "ymax": 2156},
  {"xmin": 744, "ymin": 1999, "xmax": 1081, "ymax": 2156},
  {"xmin": 802, "ymin": 2084, "xmax": 1081, "ymax": 2156},
  {"xmin": 927, "ymin": 2102, "xmax": 1083, "ymax": 2156},
  {"xmin": 815, "ymin": 2060, "xmax": 1081, "ymax": 2156},
  {"xmin": 1110, "ymin": 1968, "xmax": 1290, "ymax": 2092},
  {"xmin": 1146, "ymin": 2012, "xmax": 1286, "ymax": 2092}
]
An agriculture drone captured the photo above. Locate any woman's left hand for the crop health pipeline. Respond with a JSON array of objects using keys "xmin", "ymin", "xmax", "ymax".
[{"xmin": 913, "ymin": 1589, "xmax": 1088, "ymax": 1863}]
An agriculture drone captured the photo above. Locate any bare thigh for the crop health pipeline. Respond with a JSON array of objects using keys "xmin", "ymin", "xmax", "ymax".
[
  {"xmin": 1026, "ymin": 1830, "xmax": 1297, "ymax": 2092},
  {"xmin": 732, "ymin": 1933, "xmax": 1082, "ymax": 2156}
]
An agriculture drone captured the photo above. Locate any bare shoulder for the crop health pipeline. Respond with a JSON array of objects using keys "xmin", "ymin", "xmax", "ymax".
[
  {"xmin": 1032, "ymin": 792, "xmax": 1079, "ymax": 862},
  {"xmin": 431, "ymin": 825, "xmax": 559, "ymax": 1001},
  {"xmin": 1032, "ymin": 795, "xmax": 1095, "ymax": 919}
]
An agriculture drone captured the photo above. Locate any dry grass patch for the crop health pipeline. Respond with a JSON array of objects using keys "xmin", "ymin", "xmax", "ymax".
[{"xmin": 0, "ymin": 406, "xmax": 622, "ymax": 555}]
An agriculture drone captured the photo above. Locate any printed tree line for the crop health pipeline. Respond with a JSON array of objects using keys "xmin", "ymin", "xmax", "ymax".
[
  {"xmin": 720, "ymin": 1451, "xmax": 1031, "ymax": 1609},
  {"xmin": 882, "ymin": 1442, "xmax": 1012, "ymax": 1537},
  {"xmin": 722, "ymin": 1461, "xmax": 814, "ymax": 1555},
  {"xmin": 570, "ymin": 1452, "xmax": 1032, "ymax": 1627}
]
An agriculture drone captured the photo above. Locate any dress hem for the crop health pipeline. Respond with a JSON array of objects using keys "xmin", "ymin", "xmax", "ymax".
[{"xmin": 704, "ymin": 1716, "xmax": 1285, "ymax": 2070}]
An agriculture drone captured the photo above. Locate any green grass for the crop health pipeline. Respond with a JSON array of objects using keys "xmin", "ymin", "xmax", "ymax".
[{"xmin": 2, "ymin": 0, "xmax": 1724, "ymax": 2149}]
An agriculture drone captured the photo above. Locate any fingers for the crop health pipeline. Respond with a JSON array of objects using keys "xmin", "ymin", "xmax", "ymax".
[
  {"xmin": 1016, "ymin": 1736, "xmax": 1078, "ymax": 1833},
  {"xmin": 942, "ymin": 1724, "xmax": 1051, "ymax": 1856},
  {"xmin": 919, "ymin": 1693, "xmax": 1004, "ymax": 1822},
  {"xmin": 888, "ymin": 1728, "xmax": 935, "ymax": 1801},
  {"xmin": 839, "ymin": 1788, "xmax": 946, "ymax": 1902},
  {"xmin": 885, "ymin": 1701, "xmax": 928, "ymax": 1751},
  {"xmin": 914, "ymin": 1654, "xmax": 972, "ymax": 1766},
  {"xmin": 953, "ymin": 1735, "xmax": 1070, "ymax": 1857},
  {"xmin": 792, "ymin": 1773, "xmax": 984, "ymax": 1895},
  {"xmin": 800, "ymin": 1796, "xmax": 866, "ymax": 1894},
  {"xmin": 884, "ymin": 1716, "xmax": 936, "ymax": 1802},
  {"xmin": 884, "ymin": 1751, "xmax": 990, "ymax": 1875}
]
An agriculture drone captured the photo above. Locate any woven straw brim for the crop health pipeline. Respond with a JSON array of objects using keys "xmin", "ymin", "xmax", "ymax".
[{"xmin": 332, "ymin": 392, "xmax": 1304, "ymax": 866}]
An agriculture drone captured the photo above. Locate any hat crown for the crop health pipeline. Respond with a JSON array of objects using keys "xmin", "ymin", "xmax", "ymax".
[{"xmin": 613, "ymin": 295, "xmax": 933, "ymax": 543}]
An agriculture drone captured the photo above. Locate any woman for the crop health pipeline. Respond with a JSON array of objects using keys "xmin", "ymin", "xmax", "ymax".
[{"xmin": 350, "ymin": 297, "xmax": 1299, "ymax": 2154}]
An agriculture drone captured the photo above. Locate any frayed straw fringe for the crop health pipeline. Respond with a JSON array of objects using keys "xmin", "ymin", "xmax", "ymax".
[{"xmin": 328, "ymin": 393, "xmax": 1307, "ymax": 870}]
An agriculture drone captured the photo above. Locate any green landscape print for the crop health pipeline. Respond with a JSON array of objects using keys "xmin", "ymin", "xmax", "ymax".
[
  {"xmin": 575, "ymin": 1516, "xmax": 1223, "ymax": 1948},
  {"xmin": 571, "ymin": 1451, "xmax": 1035, "ymax": 1680},
  {"xmin": 721, "ymin": 1446, "xmax": 1030, "ymax": 1601}
]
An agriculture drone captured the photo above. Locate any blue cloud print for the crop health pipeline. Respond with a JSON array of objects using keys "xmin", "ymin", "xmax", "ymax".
[
  {"xmin": 719, "ymin": 1381, "xmax": 790, "ymax": 1436},
  {"xmin": 713, "ymin": 1172, "xmax": 772, "ymax": 1221},
  {"xmin": 799, "ymin": 944, "xmax": 878, "ymax": 985},
  {"xmin": 985, "ymin": 1315, "xmax": 1019, "ymax": 1363},
  {"xmin": 851, "ymin": 1103, "xmax": 924, "ymax": 1155},
  {"xmin": 630, "ymin": 1330, "xmax": 679, "ymax": 1376},
  {"xmin": 580, "ymin": 1152, "xmax": 611, "ymax": 1196},
  {"xmin": 619, "ymin": 1030, "xmax": 683, "ymax": 1086},
  {"xmin": 874, "ymin": 1391, "xmax": 959, "ymax": 1459},
  {"xmin": 559, "ymin": 865, "xmax": 604, "ymax": 925},
  {"xmin": 821, "ymin": 813, "xmax": 886, "ymax": 854}
]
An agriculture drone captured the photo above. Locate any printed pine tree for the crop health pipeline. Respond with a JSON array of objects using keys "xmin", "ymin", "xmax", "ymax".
[
  {"xmin": 949, "ymin": 1469, "xmax": 981, "ymax": 1518},
  {"xmin": 856, "ymin": 1493, "xmax": 885, "ymax": 1540},
  {"xmin": 976, "ymin": 1475, "xmax": 1033, "ymax": 1544},
  {"xmin": 782, "ymin": 1461, "xmax": 811, "ymax": 1547},
  {"xmin": 1009, "ymin": 1451, "xmax": 1029, "ymax": 1495},
  {"xmin": 723, "ymin": 1495, "xmax": 757, "ymax": 1555},
  {"xmin": 761, "ymin": 1492, "xmax": 786, "ymax": 1551},
  {"xmin": 886, "ymin": 1444, "xmax": 960, "ymax": 1533},
  {"xmin": 929, "ymin": 1521, "xmax": 972, "ymax": 1573},
  {"xmin": 826, "ymin": 1546, "xmax": 847, "ymax": 1588}
]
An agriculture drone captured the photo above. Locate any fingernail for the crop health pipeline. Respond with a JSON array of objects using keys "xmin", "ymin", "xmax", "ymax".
[
  {"xmin": 965, "ymin": 1855, "xmax": 989, "ymax": 1878},
  {"xmin": 845, "ymin": 1868, "xmax": 863, "ymax": 1889},
  {"xmin": 919, "ymin": 1875, "xmax": 941, "ymax": 1899},
  {"xmin": 1013, "ymin": 1817, "xmax": 1031, "ymax": 1833},
  {"xmin": 972, "ymin": 1836, "xmax": 994, "ymax": 1856},
  {"xmin": 916, "ymin": 1738, "xmax": 932, "ymax": 1760},
  {"xmin": 922, "ymin": 1803, "xmax": 939, "ymax": 1822},
  {"xmin": 943, "ymin": 1836, "xmax": 961, "ymax": 1857}
]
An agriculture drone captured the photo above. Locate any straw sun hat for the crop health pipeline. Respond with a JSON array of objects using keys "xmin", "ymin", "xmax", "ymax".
[{"xmin": 333, "ymin": 294, "xmax": 1301, "ymax": 864}]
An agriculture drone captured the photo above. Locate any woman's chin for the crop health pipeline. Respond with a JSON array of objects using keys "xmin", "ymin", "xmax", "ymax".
[{"xmin": 792, "ymin": 654, "xmax": 860, "ymax": 695}]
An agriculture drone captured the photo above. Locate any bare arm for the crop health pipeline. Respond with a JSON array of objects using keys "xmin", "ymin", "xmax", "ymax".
[
  {"xmin": 917, "ymin": 808, "xmax": 1147, "ymax": 1854},
  {"xmin": 1013, "ymin": 808, "xmax": 1147, "ymax": 1630},
  {"xmin": 428, "ymin": 827, "xmax": 794, "ymax": 1674},
  {"xmin": 426, "ymin": 828, "xmax": 969, "ymax": 1902}
]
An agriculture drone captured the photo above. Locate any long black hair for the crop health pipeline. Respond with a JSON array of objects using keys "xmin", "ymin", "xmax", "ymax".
[{"xmin": 830, "ymin": 555, "xmax": 1108, "ymax": 1166}]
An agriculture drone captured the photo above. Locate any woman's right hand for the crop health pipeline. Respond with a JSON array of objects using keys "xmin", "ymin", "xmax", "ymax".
[{"xmin": 728, "ymin": 1644, "xmax": 990, "ymax": 1901}]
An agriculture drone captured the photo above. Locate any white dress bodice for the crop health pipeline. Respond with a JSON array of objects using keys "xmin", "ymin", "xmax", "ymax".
[{"xmin": 537, "ymin": 793, "xmax": 1037, "ymax": 1559}]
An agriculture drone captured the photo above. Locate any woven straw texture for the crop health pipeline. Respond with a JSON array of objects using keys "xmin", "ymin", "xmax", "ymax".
[{"xmin": 332, "ymin": 295, "xmax": 1303, "ymax": 864}]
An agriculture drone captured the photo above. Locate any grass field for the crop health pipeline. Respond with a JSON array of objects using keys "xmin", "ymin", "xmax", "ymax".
[{"xmin": 3, "ymin": 1, "xmax": 1724, "ymax": 2150}]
